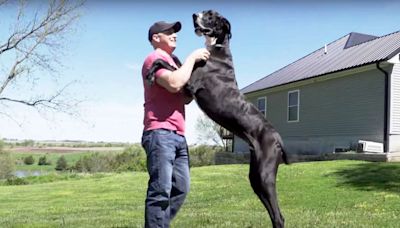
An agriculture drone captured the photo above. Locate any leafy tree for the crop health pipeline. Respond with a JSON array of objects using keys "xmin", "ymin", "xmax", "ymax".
[
  {"xmin": 23, "ymin": 155, "xmax": 35, "ymax": 165},
  {"xmin": 0, "ymin": 139, "xmax": 4, "ymax": 151},
  {"xmin": 55, "ymin": 155, "xmax": 68, "ymax": 171},
  {"xmin": 0, "ymin": 151, "xmax": 15, "ymax": 179},
  {"xmin": 38, "ymin": 155, "xmax": 51, "ymax": 166}
]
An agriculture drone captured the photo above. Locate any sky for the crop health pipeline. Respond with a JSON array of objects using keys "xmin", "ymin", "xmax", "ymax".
[{"xmin": 1, "ymin": 0, "xmax": 400, "ymax": 145}]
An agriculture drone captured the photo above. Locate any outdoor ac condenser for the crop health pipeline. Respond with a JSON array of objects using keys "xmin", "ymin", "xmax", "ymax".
[{"xmin": 357, "ymin": 140, "xmax": 384, "ymax": 153}]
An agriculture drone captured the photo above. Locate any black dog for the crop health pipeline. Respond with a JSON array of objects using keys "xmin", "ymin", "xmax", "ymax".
[{"xmin": 146, "ymin": 10, "xmax": 288, "ymax": 228}]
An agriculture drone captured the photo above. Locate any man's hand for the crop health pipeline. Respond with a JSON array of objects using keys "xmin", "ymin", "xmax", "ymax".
[{"xmin": 189, "ymin": 48, "xmax": 210, "ymax": 62}]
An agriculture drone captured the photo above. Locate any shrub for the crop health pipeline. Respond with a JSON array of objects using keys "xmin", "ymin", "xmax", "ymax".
[
  {"xmin": 0, "ymin": 139, "xmax": 4, "ymax": 151},
  {"xmin": 71, "ymin": 145, "xmax": 147, "ymax": 173},
  {"xmin": 188, "ymin": 145, "xmax": 248, "ymax": 167},
  {"xmin": 72, "ymin": 153, "xmax": 113, "ymax": 173},
  {"xmin": 38, "ymin": 155, "xmax": 51, "ymax": 166},
  {"xmin": 113, "ymin": 145, "xmax": 146, "ymax": 172},
  {"xmin": 23, "ymin": 155, "xmax": 35, "ymax": 165},
  {"xmin": 6, "ymin": 177, "xmax": 28, "ymax": 185},
  {"xmin": 73, "ymin": 158, "xmax": 85, "ymax": 172},
  {"xmin": 55, "ymin": 156, "xmax": 68, "ymax": 171},
  {"xmin": 0, "ymin": 152, "xmax": 15, "ymax": 179},
  {"xmin": 189, "ymin": 145, "xmax": 223, "ymax": 167}
]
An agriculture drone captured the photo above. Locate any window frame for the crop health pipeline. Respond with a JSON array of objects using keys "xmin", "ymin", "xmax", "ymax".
[
  {"xmin": 257, "ymin": 96, "xmax": 267, "ymax": 118},
  {"xmin": 287, "ymin": 90, "xmax": 300, "ymax": 122}
]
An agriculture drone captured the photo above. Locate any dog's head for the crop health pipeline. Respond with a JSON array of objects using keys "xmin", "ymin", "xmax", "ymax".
[{"xmin": 193, "ymin": 10, "xmax": 231, "ymax": 45}]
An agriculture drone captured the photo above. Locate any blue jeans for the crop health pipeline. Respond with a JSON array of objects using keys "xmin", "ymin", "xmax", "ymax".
[{"xmin": 141, "ymin": 129, "xmax": 190, "ymax": 228}]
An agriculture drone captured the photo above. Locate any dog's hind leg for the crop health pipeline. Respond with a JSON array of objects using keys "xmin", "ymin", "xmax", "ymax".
[{"xmin": 247, "ymin": 132, "xmax": 285, "ymax": 228}]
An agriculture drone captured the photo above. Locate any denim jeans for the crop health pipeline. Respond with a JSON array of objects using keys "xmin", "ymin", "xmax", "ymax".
[{"xmin": 141, "ymin": 129, "xmax": 190, "ymax": 228}]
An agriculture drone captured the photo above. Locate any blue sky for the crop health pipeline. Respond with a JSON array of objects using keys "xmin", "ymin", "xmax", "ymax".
[{"xmin": 1, "ymin": 0, "xmax": 400, "ymax": 144}]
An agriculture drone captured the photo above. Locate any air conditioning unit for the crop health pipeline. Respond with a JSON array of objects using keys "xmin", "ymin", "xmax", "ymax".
[{"xmin": 357, "ymin": 140, "xmax": 384, "ymax": 153}]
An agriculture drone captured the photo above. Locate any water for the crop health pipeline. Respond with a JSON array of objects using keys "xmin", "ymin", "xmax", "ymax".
[{"xmin": 14, "ymin": 170, "xmax": 46, "ymax": 178}]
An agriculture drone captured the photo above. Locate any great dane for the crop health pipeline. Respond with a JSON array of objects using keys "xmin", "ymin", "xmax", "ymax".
[{"xmin": 146, "ymin": 10, "xmax": 288, "ymax": 228}]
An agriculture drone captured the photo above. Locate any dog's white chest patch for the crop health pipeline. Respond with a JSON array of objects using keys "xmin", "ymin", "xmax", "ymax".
[{"xmin": 205, "ymin": 36, "xmax": 218, "ymax": 46}]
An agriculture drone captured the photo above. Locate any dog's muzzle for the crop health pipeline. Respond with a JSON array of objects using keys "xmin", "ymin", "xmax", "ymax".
[{"xmin": 193, "ymin": 13, "xmax": 212, "ymax": 36}]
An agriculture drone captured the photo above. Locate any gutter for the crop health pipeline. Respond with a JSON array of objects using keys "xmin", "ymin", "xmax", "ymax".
[{"xmin": 376, "ymin": 62, "xmax": 389, "ymax": 153}]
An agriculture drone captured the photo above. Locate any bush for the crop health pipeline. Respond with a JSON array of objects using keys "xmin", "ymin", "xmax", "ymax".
[
  {"xmin": 113, "ymin": 145, "xmax": 146, "ymax": 172},
  {"xmin": 71, "ymin": 145, "xmax": 146, "ymax": 173},
  {"xmin": 188, "ymin": 145, "xmax": 248, "ymax": 167},
  {"xmin": 6, "ymin": 177, "xmax": 28, "ymax": 185},
  {"xmin": 0, "ymin": 152, "xmax": 15, "ymax": 179},
  {"xmin": 189, "ymin": 145, "xmax": 223, "ymax": 167},
  {"xmin": 0, "ymin": 139, "xmax": 4, "ymax": 151},
  {"xmin": 72, "ymin": 153, "xmax": 113, "ymax": 173},
  {"xmin": 38, "ymin": 155, "xmax": 52, "ymax": 166},
  {"xmin": 55, "ymin": 156, "xmax": 68, "ymax": 171},
  {"xmin": 23, "ymin": 155, "xmax": 35, "ymax": 165}
]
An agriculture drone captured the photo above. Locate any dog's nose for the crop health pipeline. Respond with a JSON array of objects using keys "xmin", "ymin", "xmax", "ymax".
[{"xmin": 192, "ymin": 14, "xmax": 198, "ymax": 20}]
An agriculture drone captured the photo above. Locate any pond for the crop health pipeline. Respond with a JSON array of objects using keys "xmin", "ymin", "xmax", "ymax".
[{"xmin": 14, "ymin": 170, "xmax": 46, "ymax": 178}]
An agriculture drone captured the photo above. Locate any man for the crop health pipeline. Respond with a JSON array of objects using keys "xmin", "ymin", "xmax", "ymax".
[{"xmin": 141, "ymin": 21, "xmax": 210, "ymax": 227}]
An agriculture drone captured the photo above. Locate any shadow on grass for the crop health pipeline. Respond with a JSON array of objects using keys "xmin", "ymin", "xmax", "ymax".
[{"xmin": 330, "ymin": 162, "xmax": 400, "ymax": 193}]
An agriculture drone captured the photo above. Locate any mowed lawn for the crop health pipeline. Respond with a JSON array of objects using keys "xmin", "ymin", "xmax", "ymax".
[{"xmin": 0, "ymin": 160, "xmax": 399, "ymax": 227}]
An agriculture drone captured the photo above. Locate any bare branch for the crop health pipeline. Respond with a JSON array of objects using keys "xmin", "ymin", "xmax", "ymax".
[
  {"xmin": 0, "ymin": 110, "xmax": 23, "ymax": 128},
  {"xmin": 0, "ymin": 0, "xmax": 8, "ymax": 6},
  {"xmin": 0, "ymin": 0, "xmax": 85, "ymax": 118}
]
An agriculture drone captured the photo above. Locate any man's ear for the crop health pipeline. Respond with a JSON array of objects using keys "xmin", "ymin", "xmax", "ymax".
[{"xmin": 152, "ymin": 34, "xmax": 160, "ymax": 42}]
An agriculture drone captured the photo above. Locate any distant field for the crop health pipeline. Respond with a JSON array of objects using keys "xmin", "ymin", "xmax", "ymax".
[
  {"xmin": 6, "ymin": 146, "xmax": 125, "ymax": 153},
  {"xmin": 6, "ymin": 147, "xmax": 125, "ymax": 172}
]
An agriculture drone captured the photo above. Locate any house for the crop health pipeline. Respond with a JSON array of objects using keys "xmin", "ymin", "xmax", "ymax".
[{"xmin": 234, "ymin": 31, "xmax": 400, "ymax": 161}]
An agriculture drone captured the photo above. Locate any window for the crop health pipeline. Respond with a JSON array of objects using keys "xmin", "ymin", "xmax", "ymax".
[
  {"xmin": 257, "ymin": 97, "xmax": 267, "ymax": 117},
  {"xmin": 288, "ymin": 90, "xmax": 300, "ymax": 122}
]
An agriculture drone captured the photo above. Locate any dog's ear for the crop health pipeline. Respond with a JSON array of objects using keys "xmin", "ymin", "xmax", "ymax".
[{"xmin": 222, "ymin": 18, "xmax": 232, "ymax": 39}]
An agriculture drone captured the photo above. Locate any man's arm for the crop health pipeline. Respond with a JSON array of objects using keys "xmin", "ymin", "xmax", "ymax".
[{"xmin": 156, "ymin": 48, "xmax": 209, "ymax": 93}]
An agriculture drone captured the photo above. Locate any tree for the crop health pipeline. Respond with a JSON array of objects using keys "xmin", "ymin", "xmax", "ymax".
[
  {"xmin": 55, "ymin": 155, "xmax": 68, "ymax": 171},
  {"xmin": 0, "ymin": 152, "xmax": 15, "ymax": 179},
  {"xmin": 38, "ymin": 155, "xmax": 51, "ymax": 165},
  {"xmin": 195, "ymin": 114, "xmax": 233, "ymax": 151},
  {"xmin": 0, "ymin": 0, "xmax": 85, "ymax": 120},
  {"xmin": 23, "ymin": 155, "xmax": 35, "ymax": 165},
  {"xmin": 0, "ymin": 139, "xmax": 4, "ymax": 152}
]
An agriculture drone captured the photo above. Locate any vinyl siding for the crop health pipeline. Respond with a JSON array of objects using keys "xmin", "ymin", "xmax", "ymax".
[
  {"xmin": 240, "ymin": 67, "xmax": 387, "ymax": 154},
  {"xmin": 391, "ymin": 63, "xmax": 400, "ymax": 134}
]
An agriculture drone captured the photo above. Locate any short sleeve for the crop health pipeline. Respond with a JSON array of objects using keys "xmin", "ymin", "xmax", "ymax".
[{"xmin": 142, "ymin": 51, "xmax": 174, "ymax": 80}]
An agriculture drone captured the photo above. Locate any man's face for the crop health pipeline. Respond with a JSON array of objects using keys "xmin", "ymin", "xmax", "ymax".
[{"xmin": 153, "ymin": 28, "xmax": 177, "ymax": 52}]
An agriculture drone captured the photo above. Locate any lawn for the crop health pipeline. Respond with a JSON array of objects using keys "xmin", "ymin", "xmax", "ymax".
[{"xmin": 0, "ymin": 160, "xmax": 399, "ymax": 227}]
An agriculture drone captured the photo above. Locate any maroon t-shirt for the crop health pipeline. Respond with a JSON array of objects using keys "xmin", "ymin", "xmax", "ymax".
[{"xmin": 141, "ymin": 49, "xmax": 186, "ymax": 135}]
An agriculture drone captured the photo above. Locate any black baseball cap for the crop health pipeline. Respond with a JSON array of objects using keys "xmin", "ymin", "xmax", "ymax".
[{"xmin": 148, "ymin": 21, "xmax": 182, "ymax": 42}]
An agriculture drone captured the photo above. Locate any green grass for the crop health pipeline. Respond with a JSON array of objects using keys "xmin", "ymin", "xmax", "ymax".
[{"xmin": 0, "ymin": 160, "xmax": 399, "ymax": 227}]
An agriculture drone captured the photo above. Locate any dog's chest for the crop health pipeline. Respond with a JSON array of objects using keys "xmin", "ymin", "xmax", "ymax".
[{"xmin": 190, "ymin": 54, "xmax": 235, "ymax": 87}]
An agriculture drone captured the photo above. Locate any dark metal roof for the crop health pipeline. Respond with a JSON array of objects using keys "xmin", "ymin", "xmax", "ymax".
[{"xmin": 241, "ymin": 31, "xmax": 400, "ymax": 94}]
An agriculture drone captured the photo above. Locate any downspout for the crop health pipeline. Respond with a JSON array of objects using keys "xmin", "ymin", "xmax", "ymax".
[{"xmin": 376, "ymin": 62, "xmax": 389, "ymax": 153}]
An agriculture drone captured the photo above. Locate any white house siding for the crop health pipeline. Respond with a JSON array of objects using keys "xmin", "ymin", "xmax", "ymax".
[
  {"xmin": 235, "ymin": 66, "xmax": 388, "ymax": 155},
  {"xmin": 390, "ymin": 63, "xmax": 400, "ymax": 152}
]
